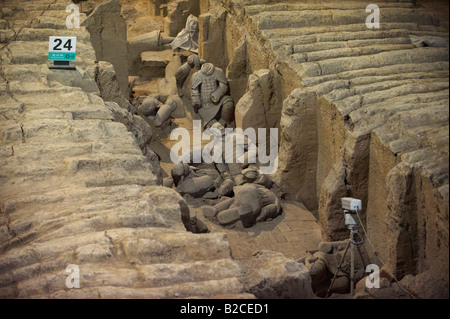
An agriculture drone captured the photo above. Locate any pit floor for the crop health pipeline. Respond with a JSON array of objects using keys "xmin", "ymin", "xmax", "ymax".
[
  {"xmin": 189, "ymin": 200, "xmax": 322, "ymax": 262},
  {"xmin": 133, "ymin": 64, "xmax": 322, "ymax": 264}
]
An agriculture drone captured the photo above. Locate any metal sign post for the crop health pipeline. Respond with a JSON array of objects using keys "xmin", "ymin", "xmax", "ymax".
[{"xmin": 48, "ymin": 36, "xmax": 77, "ymax": 70}]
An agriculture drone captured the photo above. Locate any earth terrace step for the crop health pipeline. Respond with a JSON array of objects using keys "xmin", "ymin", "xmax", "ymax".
[
  {"xmin": 290, "ymin": 43, "xmax": 414, "ymax": 63},
  {"xmin": 1, "ymin": 77, "xmax": 97, "ymax": 99},
  {"xmin": 0, "ymin": 259, "xmax": 242, "ymax": 294},
  {"xmin": 67, "ymin": 153, "xmax": 154, "ymax": 174},
  {"xmin": 0, "ymin": 156, "xmax": 157, "ymax": 194},
  {"xmin": 15, "ymin": 9, "xmax": 84, "ymax": 20},
  {"xmin": 0, "ymin": 229, "xmax": 235, "ymax": 275},
  {"xmin": 0, "ymin": 95, "xmax": 113, "ymax": 124},
  {"xmin": 1, "ymin": 66, "xmax": 100, "ymax": 101},
  {"xmin": 10, "ymin": 153, "xmax": 153, "ymax": 180},
  {"xmin": 397, "ymin": 110, "xmax": 450, "ymax": 145},
  {"xmin": 80, "ymin": 171, "xmax": 158, "ymax": 188},
  {"xmin": 2, "ymin": 41, "xmax": 95, "ymax": 66},
  {"xmin": 1, "ymin": 180, "xmax": 190, "ymax": 249},
  {"xmin": 0, "ymin": 156, "xmax": 65, "ymax": 178},
  {"xmin": 323, "ymin": 77, "xmax": 449, "ymax": 104},
  {"xmin": 376, "ymin": 133, "xmax": 449, "ymax": 184},
  {"xmin": 0, "ymin": 98, "xmax": 23, "ymax": 125},
  {"xmin": 387, "ymin": 145, "xmax": 449, "ymax": 187},
  {"xmin": 293, "ymin": 47, "xmax": 449, "ymax": 78},
  {"xmin": 1, "ymin": 252, "xmax": 245, "ymax": 298},
  {"xmin": 348, "ymin": 90, "xmax": 450, "ymax": 133},
  {"xmin": 38, "ymin": 277, "xmax": 244, "ymax": 299},
  {"xmin": 309, "ymin": 70, "xmax": 449, "ymax": 96},
  {"xmin": 0, "ymin": 28, "xmax": 91, "ymax": 44},
  {"xmin": 394, "ymin": 141, "xmax": 448, "ymax": 170},
  {"xmin": 6, "ymin": 80, "xmax": 96, "ymax": 96},
  {"xmin": 3, "ymin": 14, "xmax": 82, "ymax": 30},
  {"xmin": 396, "ymin": 102, "xmax": 449, "ymax": 128},
  {"xmin": 0, "ymin": 173, "xmax": 69, "ymax": 200},
  {"xmin": 3, "ymin": 0, "xmax": 72, "ymax": 11},
  {"xmin": 24, "ymin": 107, "xmax": 113, "ymax": 121},
  {"xmin": 253, "ymin": 8, "xmax": 440, "ymax": 30},
  {"xmin": 2, "ymin": 2, "xmax": 87, "ymax": 30},
  {"xmin": 9, "ymin": 90, "xmax": 105, "ymax": 110},
  {"xmin": 4, "ymin": 198, "xmax": 157, "ymax": 241},
  {"xmin": 409, "ymin": 30, "xmax": 450, "ymax": 38},
  {"xmin": 403, "ymin": 124, "xmax": 450, "ymax": 158},
  {"xmin": 381, "ymin": 135, "xmax": 425, "ymax": 161},
  {"xmin": 120, "ymin": 259, "xmax": 241, "ymax": 289},
  {"xmin": 233, "ymin": 0, "xmax": 415, "ymax": 9},
  {"xmin": 270, "ymin": 30, "xmax": 414, "ymax": 50},
  {"xmin": 302, "ymin": 61, "xmax": 449, "ymax": 86},
  {"xmin": 351, "ymin": 89, "xmax": 450, "ymax": 124},
  {"xmin": 0, "ymin": 142, "xmax": 143, "ymax": 180},
  {"xmin": 342, "ymin": 78, "xmax": 448, "ymax": 106},
  {"xmin": 288, "ymin": 37, "xmax": 414, "ymax": 55},
  {"xmin": 418, "ymin": 24, "xmax": 450, "ymax": 33},
  {"xmin": 0, "ymin": 185, "xmax": 190, "ymax": 252},
  {"xmin": 261, "ymin": 23, "xmax": 447, "ymax": 38},
  {"xmin": 0, "ymin": 184, "xmax": 160, "ymax": 227},
  {"xmin": 3, "ymin": 64, "xmax": 73, "ymax": 82},
  {"xmin": 332, "ymin": 81, "xmax": 449, "ymax": 117},
  {"xmin": 1, "ymin": 119, "xmax": 134, "ymax": 144},
  {"xmin": 244, "ymin": 2, "xmax": 415, "ymax": 16},
  {"xmin": 398, "ymin": 143, "xmax": 449, "ymax": 180}
]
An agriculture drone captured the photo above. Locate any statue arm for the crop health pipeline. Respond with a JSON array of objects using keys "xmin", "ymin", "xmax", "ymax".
[
  {"xmin": 192, "ymin": 86, "xmax": 201, "ymax": 112},
  {"xmin": 176, "ymin": 64, "xmax": 190, "ymax": 97},
  {"xmin": 211, "ymin": 68, "xmax": 229, "ymax": 103},
  {"xmin": 175, "ymin": 64, "xmax": 189, "ymax": 83},
  {"xmin": 191, "ymin": 71, "xmax": 203, "ymax": 111},
  {"xmin": 211, "ymin": 82, "xmax": 228, "ymax": 104}
]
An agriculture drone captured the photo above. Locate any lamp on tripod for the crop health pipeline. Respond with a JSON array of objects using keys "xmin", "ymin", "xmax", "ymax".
[{"xmin": 326, "ymin": 198, "xmax": 366, "ymax": 298}]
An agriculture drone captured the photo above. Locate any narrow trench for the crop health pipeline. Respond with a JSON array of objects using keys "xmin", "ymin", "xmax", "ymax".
[
  {"xmin": 113, "ymin": 1, "xmax": 327, "ymax": 298},
  {"xmin": 83, "ymin": 0, "xmax": 338, "ymax": 299}
]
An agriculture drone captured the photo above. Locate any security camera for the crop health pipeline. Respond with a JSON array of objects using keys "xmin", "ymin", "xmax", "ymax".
[
  {"xmin": 341, "ymin": 198, "xmax": 362, "ymax": 229},
  {"xmin": 341, "ymin": 198, "xmax": 362, "ymax": 212}
]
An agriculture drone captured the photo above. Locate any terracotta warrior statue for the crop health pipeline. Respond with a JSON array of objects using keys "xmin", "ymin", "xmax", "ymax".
[
  {"xmin": 203, "ymin": 183, "xmax": 281, "ymax": 228},
  {"xmin": 191, "ymin": 63, "xmax": 235, "ymax": 129},
  {"xmin": 175, "ymin": 54, "xmax": 205, "ymax": 98}
]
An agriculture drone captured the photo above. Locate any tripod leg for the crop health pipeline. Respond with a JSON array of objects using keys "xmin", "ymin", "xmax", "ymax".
[
  {"xmin": 351, "ymin": 242, "xmax": 355, "ymax": 296},
  {"xmin": 356, "ymin": 245, "xmax": 367, "ymax": 269},
  {"xmin": 325, "ymin": 240, "xmax": 351, "ymax": 298}
]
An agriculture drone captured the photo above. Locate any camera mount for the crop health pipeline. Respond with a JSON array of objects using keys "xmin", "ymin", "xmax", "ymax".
[{"xmin": 326, "ymin": 198, "xmax": 367, "ymax": 298}]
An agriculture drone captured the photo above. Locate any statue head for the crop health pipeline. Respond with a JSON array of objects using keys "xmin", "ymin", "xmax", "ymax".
[
  {"xmin": 187, "ymin": 54, "xmax": 200, "ymax": 69},
  {"xmin": 201, "ymin": 63, "xmax": 215, "ymax": 76},
  {"xmin": 186, "ymin": 15, "xmax": 199, "ymax": 35}
]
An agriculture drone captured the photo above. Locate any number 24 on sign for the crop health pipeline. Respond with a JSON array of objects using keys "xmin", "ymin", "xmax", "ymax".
[{"xmin": 48, "ymin": 36, "xmax": 77, "ymax": 61}]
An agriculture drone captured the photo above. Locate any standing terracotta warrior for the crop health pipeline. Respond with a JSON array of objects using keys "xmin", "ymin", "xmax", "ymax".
[{"xmin": 191, "ymin": 63, "xmax": 235, "ymax": 129}]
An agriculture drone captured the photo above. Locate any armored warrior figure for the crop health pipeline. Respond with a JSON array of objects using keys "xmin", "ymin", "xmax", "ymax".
[
  {"xmin": 175, "ymin": 54, "xmax": 205, "ymax": 97},
  {"xmin": 202, "ymin": 183, "xmax": 281, "ymax": 228},
  {"xmin": 191, "ymin": 63, "xmax": 235, "ymax": 129}
]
